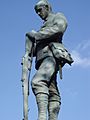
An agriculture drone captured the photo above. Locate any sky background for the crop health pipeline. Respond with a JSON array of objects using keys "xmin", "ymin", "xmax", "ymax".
[{"xmin": 0, "ymin": 0, "xmax": 90, "ymax": 120}]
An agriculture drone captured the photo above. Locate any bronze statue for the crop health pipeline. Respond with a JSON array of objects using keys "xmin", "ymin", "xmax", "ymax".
[{"xmin": 21, "ymin": 0, "xmax": 73, "ymax": 120}]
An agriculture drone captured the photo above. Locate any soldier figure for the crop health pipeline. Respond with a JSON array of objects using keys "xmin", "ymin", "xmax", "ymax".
[{"xmin": 23, "ymin": 0, "xmax": 73, "ymax": 120}]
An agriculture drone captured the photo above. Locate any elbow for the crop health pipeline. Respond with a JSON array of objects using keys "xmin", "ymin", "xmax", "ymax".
[
  {"xmin": 59, "ymin": 21, "xmax": 68, "ymax": 33},
  {"xmin": 62, "ymin": 22, "xmax": 68, "ymax": 33}
]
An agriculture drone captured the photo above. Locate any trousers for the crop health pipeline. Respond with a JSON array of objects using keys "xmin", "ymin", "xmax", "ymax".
[{"xmin": 31, "ymin": 57, "xmax": 61, "ymax": 120}]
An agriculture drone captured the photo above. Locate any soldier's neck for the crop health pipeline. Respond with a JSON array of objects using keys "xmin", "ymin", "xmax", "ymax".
[{"xmin": 44, "ymin": 12, "xmax": 53, "ymax": 21}]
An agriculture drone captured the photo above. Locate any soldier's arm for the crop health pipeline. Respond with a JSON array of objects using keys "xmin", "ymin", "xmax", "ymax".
[
  {"xmin": 25, "ymin": 36, "xmax": 33, "ymax": 56},
  {"xmin": 24, "ymin": 35, "xmax": 36, "ymax": 57},
  {"xmin": 35, "ymin": 13, "xmax": 68, "ymax": 40}
]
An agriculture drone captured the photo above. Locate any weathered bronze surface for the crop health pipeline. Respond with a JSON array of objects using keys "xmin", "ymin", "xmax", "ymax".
[{"xmin": 21, "ymin": 0, "xmax": 73, "ymax": 120}]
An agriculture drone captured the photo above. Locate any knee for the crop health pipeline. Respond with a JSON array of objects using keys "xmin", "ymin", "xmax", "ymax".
[
  {"xmin": 31, "ymin": 76, "xmax": 38, "ymax": 94},
  {"xmin": 31, "ymin": 77, "xmax": 35, "ymax": 89},
  {"xmin": 31, "ymin": 77, "xmax": 36, "ymax": 87},
  {"xmin": 31, "ymin": 76, "xmax": 49, "ymax": 95}
]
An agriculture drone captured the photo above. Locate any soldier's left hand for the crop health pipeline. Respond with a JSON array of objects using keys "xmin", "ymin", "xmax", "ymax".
[
  {"xmin": 26, "ymin": 31, "xmax": 36, "ymax": 42},
  {"xmin": 29, "ymin": 32, "xmax": 35, "ymax": 38},
  {"xmin": 31, "ymin": 30, "xmax": 37, "ymax": 34}
]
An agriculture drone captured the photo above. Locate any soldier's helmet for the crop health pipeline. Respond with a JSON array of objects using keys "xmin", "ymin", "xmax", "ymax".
[{"xmin": 34, "ymin": 0, "xmax": 52, "ymax": 12}]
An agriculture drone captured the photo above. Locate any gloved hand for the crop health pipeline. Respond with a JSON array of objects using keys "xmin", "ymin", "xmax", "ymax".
[{"xmin": 26, "ymin": 30, "xmax": 37, "ymax": 42}]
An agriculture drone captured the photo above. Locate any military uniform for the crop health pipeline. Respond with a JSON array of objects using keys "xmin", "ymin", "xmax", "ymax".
[
  {"xmin": 25, "ymin": 0, "xmax": 73, "ymax": 120},
  {"xmin": 31, "ymin": 12, "xmax": 66, "ymax": 120}
]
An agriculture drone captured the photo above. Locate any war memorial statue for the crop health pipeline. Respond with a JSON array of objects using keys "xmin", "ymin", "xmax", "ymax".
[{"xmin": 21, "ymin": 0, "xmax": 73, "ymax": 120}]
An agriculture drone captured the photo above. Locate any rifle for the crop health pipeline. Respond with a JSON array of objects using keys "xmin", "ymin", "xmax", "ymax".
[{"xmin": 21, "ymin": 43, "xmax": 33, "ymax": 120}]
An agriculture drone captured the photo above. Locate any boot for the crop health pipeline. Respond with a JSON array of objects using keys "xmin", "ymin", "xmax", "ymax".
[{"xmin": 36, "ymin": 93, "xmax": 48, "ymax": 120}]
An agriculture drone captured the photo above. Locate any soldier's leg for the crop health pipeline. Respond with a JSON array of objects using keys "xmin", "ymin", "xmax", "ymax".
[
  {"xmin": 31, "ymin": 57, "xmax": 57, "ymax": 120},
  {"xmin": 48, "ymin": 74, "xmax": 61, "ymax": 120},
  {"xmin": 36, "ymin": 93, "xmax": 48, "ymax": 120}
]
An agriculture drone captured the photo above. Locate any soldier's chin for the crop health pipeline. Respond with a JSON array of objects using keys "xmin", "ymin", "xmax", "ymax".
[
  {"xmin": 40, "ymin": 17, "xmax": 45, "ymax": 20},
  {"xmin": 40, "ymin": 16, "xmax": 46, "ymax": 20},
  {"xmin": 38, "ymin": 14, "xmax": 45, "ymax": 19}
]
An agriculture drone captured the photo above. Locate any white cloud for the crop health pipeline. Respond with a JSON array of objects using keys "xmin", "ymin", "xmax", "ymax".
[
  {"xmin": 71, "ymin": 50, "xmax": 90, "ymax": 67},
  {"xmin": 77, "ymin": 40, "xmax": 90, "ymax": 51},
  {"xmin": 70, "ymin": 40, "xmax": 90, "ymax": 67},
  {"xmin": 64, "ymin": 40, "xmax": 90, "ymax": 68}
]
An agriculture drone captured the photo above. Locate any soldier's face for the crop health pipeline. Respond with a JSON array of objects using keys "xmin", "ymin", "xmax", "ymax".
[{"xmin": 36, "ymin": 5, "xmax": 49, "ymax": 20}]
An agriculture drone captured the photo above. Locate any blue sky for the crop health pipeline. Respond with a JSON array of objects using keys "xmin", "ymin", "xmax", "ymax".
[{"xmin": 0, "ymin": 0, "xmax": 90, "ymax": 120}]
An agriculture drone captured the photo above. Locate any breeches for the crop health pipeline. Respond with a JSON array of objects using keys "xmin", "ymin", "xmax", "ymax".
[{"xmin": 31, "ymin": 56, "xmax": 60, "ymax": 102}]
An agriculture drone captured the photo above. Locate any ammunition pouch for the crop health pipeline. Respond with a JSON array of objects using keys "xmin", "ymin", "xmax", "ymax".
[{"xmin": 49, "ymin": 42, "xmax": 74, "ymax": 66}]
